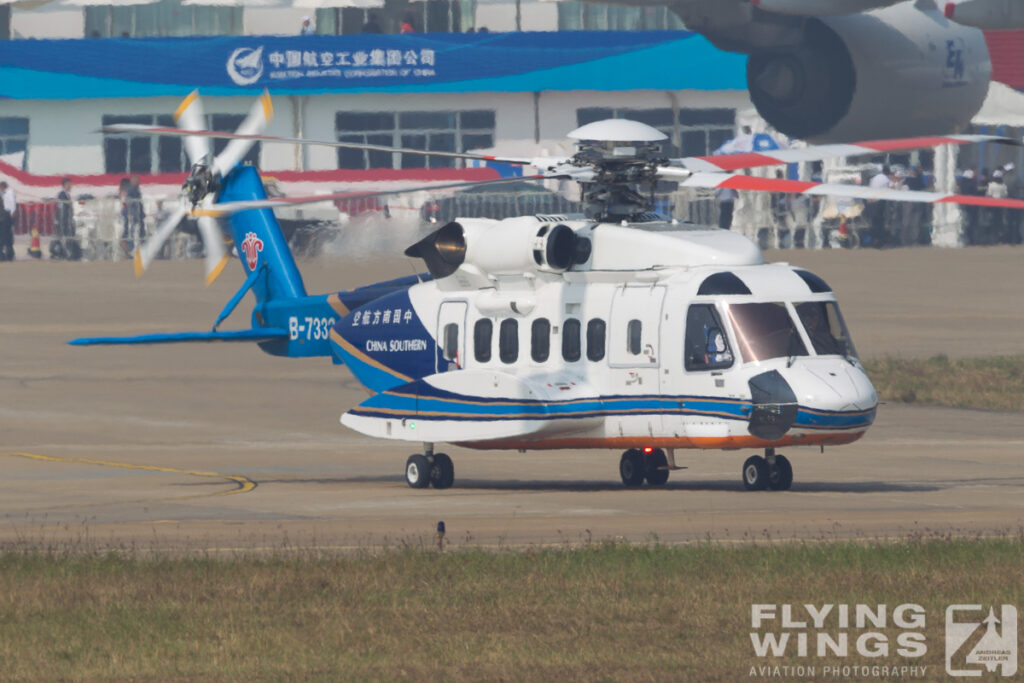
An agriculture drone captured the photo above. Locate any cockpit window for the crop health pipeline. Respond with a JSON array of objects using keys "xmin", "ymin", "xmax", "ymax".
[
  {"xmin": 726, "ymin": 302, "xmax": 808, "ymax": 363},
  {"xmin": 685, "ymin": 304, "xmax": 733, "ymax": 371},
  {"xmin": 795, "ymin": 301, "xmax": 858, "ymax": 358}
]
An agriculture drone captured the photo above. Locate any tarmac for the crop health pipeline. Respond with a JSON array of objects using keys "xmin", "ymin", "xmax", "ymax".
[{"xmin": 1, "ymin": 245, "xmax": 1022, "ymax": 551}]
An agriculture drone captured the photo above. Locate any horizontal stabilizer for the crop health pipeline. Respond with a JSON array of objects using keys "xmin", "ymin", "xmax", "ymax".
[{"xmin": 68, "ymin": 328, "xmax": 289, "ymax": 346}]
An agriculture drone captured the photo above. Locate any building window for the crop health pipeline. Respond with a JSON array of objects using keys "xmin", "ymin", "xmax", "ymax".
[
  {"xmin": 557, "ymin": 2, "xmax": 684, "ymax": 30},
  {"xmin": 499, "ymin": 318, "xmax": 518, "ymax": 364},
  {"xmin": 586, "ymin": 318, "xmax": 606, "ymax": 362},
  {"xmin": 0, "ymin": 117, "xmax": 29, "ymax": 166},
  {"xmin": 86, "ymin": 0, "xmax": 241, "ymax": 37},
  {"xmin": 318, "ymin": 1, "xmax": 464, "ymax": 35},
  {"xmin": 562, "ymin": 318, "xmax": 581, "ymax": 362},
  {"xmin": 335, "ymin": 110, "xmax": 495, "ymax": 170},
  {"xmin": 1, "ymin": 6, "xmax": 10, "ymax": 41},
  {"xmin": 531, "ymin": 318, "xmax": 550, "ymax": 363},
  {"xmin": 577, "ymin": 107, "xmax": 735, "ymax": 157},
  {"xmin": 102, "ymin": 114, "xmax": 258, "ymax": 175},
  {"xmin": 474, "ymin": 319, "xmax": 492, "ymax": 363}
]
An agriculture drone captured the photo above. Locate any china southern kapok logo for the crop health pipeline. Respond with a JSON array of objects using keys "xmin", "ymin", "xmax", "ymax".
[
  {"xmin": 227, "ymin": 46, "xmax": 264, "ymax": 86},
  {"xmin": 946, "ymin": 605, "xmax": 1018, "ymax": 677},
  {"xmin": 240, "ymin": 231, "xmax": 264, "ymax": 270}
]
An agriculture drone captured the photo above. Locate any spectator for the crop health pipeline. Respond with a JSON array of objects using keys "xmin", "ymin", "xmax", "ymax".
[
  {"xmin": 121, "ymin": 176, "xmax": 145, "ymax": 254},
  {"xmin": 0, "ymin": 181, "xmax": 14, "ymax": 261},
  {"xmin": 977, "ymin": 170, "xmax": 991, "ymax": 244},
  {"xmin": 866, "ymin": 165, "xmax": 891, "ymax": 248},
  {"xmin": 715, "ymin": 186, "xmax": 738, "ymax": 230},
  {"xmin": 901, "ymin": 166, "xmax": 926, "ymax": 246},
  {"xmin": 400, "ymin": 12, "xmax": 416, "ymax": 33},
  {"xmin": 987, "ymin": 169, "xmax": 1008, "ymax": 243},
  {"xmin": 362, "ymin": 13, "xmax": 382, "ymax": 33},
  {"xmin": 52, "ymin": 177, "xmax": 81, "ymax": 261},
  {"xmin": 958, "ymin": 169, "xmax": 978, "ymax": 244},
  {"xmin": 1002, "ymin": 162, "xmax": 1021, "ymax": 244},
  {"xmin": 300, "ymin": 16, "xmax": 314, "ymax": 35}
]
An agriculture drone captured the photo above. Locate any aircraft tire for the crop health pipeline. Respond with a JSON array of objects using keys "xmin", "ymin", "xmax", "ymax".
[
  {"xmin": 742, "ymin": 455, "xmax": 769, "ymax": 491},
  {"xmin": 406, "ymin": 454, "xmax": 432, "ymax": 489},
  {"xmin": 645, "ymin": 449, "xmax": 669, "ymax": 485},
  {"xmin": 767, "ymin": 455, "xmax": 793, "ymax": 491},
  {"xmin": 619, "ymin": 449, "xmax": 646, "ymax": 487},
  {"xmin": 429, "ymin": 453, "xmax": 455, "ymax": 490}
]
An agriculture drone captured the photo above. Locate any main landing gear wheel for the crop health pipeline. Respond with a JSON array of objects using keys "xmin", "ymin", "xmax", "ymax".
[
  {"xmin": 742, "ymin": 455, "xmax": 769, "ymax": 491},
  {"xmin": 405, "ymin": 454, "xmax": 432, "ymax": 489},
  {"xmin": 429, "ymin": 452, "xmax": 455, "ymax": 490},
  {"xmin": 619, "ymin": 449, "xmax": 646, "ymax": 487},
  {"xmin": 767, "ymin": 455, "xmax": 793, "ymax": 491},
  {"xmin": 645, "ymin": 449, "xmax": 670, "ymax": 486}
]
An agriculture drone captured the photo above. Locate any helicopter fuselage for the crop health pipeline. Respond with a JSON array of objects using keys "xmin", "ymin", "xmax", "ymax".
[{"xmin": 333, "ymin": 216, "xmax": 878, "ymax": 454}]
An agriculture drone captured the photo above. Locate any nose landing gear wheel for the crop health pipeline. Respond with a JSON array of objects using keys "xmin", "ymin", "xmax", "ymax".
[
  {"xmin": 767, "ymin": 455, "xmax": 793, "ymax": 491},
  {"xmin": 405, "ymin": 454, "xmax": 431, "ymax": 489},
  {"xmin": 429, "ymin": 452, "xmax": 455, "ymax": 490},
  {"xmin": 645, "ymin": 449, "xmax": 670, "ymax": 485},
  {"xmin": 742, "ymin": 455, "xmax": 769, "ymax": 491},
  {"xmin": 619, "ymin": 449, "xmax": 646, "ymax": 487}
]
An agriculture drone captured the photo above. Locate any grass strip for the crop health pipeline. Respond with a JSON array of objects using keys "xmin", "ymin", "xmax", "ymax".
[
  {"xmin": 0, "ymin": 536, "xmax": 1021, "ymax": 681},
  {"xmin": 863, "ymin": 355, "xmax": 1024, "ymax": 412}
]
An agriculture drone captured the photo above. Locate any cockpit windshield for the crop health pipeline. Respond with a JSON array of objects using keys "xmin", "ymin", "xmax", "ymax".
[
  {"xmin": 725, "ymin": 302, "xmax": 808, "ymax": 362},
  {"xmin": 794, "ymin": 301, "xmax": 858, "ymax": 359}
]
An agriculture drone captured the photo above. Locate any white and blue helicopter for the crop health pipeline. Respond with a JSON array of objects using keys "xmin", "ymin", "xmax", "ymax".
[{"xmin": 74, "ymin": 91, "xmax": 1024, "ymax": 491}]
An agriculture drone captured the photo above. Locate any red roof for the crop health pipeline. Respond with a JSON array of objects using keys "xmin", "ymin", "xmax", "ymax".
[{"xmin": 985, "ymin": 30, "xmax": 1024, "ymax": 90}]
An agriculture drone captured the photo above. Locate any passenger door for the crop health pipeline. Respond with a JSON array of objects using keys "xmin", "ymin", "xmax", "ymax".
[
  {"xmin": 436, "ymin": 301, "xmax": 467, "ymax": 373},
  {"xmin": 608, "ymin": 285, "xmax": 666, "ymax": 436}
]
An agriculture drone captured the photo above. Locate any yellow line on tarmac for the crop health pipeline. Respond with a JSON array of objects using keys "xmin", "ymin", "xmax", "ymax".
[{"xmin": 2, "ymin": 452, "xmax": 256, "ymax": 497}]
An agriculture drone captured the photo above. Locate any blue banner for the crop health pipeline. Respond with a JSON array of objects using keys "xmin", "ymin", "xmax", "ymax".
[{"xmin": 0, "ymin": 31, "xmax": 747, "ymax": 100}]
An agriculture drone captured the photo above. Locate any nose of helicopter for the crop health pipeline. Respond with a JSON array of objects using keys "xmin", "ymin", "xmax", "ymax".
[
  {"xmin": 786, "ymin": 358, "xmax": 878, "ymax": 413},
  {"xmin": 746, "ymin": 359, "xmax": 877, "ymax": 440}
]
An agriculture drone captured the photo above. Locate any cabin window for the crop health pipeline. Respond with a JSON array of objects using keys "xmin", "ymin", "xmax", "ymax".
[
  {"xmin": 473, "ymin": 319, "xmax": 492, "ymax": 363},
  {"xmin": 725, "ymin": 302, "xmax": 808, "ymax": 362},
  {"xmin": 531, "ymin": 318, "xmax": 551, "ymax": 363},
  {"xmin": 685, "ymin": 305, "xmax": 734, "ymax": 371},
  {"xmin": 626, "ymin": 319, "xmax": 642, "ymax": 355},
  {"xmin": 442, "ymin": 323, "xmax": 459, "ymax": 363},
  {"xmin": 562, "ymin": 318, "xmax": 581, "ymax": 362},
  {"xmin": 499, "ymin": 319, "xmax": 519, "ymax": 364},
  {"xmin": 586, "ymin": 319, "xmax": 606, "ymax": 362}
]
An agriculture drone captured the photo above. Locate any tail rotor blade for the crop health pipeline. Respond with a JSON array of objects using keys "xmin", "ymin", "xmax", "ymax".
[
  {"xmin": 135, "ymin": 204, "xmax": 188, "ymax": 278},
  {"xmin": 212, "ymin": 90, "xmax": 273, "ymax": 177},
  {"xmin": 174, "ymin": 89, "xmax": 212, "ymax": 167},
  {"xmin": 197, "ymin": 214, "xmax": 229, "ymax": 287}
]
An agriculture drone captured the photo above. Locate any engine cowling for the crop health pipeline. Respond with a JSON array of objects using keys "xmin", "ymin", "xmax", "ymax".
[
  {"xmin": 747, "ymin": 3, "xmax": 991, "ymax": 141},
  {"xmin": 404, "ymin": 217, "xmax": 591, "ymax": 280}
]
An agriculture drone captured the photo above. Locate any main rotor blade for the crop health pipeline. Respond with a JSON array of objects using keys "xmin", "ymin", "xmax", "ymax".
[
  {"xmin": 173, "ymin": 89, "xmax": 212, "ymax": 167},
  {"xmin": 211, "ymin": 90, "xmax": 274, "ymax": 177},
  {"xmin": 668, "ymin": 134, "xmax": 1020, "ymax": 173},
  {"xmin": 196, "ymin": 198, "xmax": 229, "ymax": 286},
  {"xmin": 191, "ymin": 172, "xmax": 584, "ymax": 218},
  {"xmin": 660, "ymin": 168, "xmax": 1024, "ymax": 210},
  {"xmin": 98, "ymin": 123, "xmax": 567, "ymax": 169},
  {"xmin": 134, "ymin": 204, "xmax": 188, "ymax": 278}
]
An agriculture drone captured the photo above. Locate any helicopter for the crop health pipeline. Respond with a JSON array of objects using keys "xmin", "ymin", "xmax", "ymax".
[{"xmin": 73, "ymin": 90, "xmax": 1024, "ymax": 492}]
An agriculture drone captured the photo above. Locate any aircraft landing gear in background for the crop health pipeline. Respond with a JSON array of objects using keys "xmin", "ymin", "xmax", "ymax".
[
  {"xmin": 742, "ymin": 448, "xmax": 792, "ymax": 491},
  {"xmin": 405, "ymin": 444, "xmax": 455, "ymax": 490},
  {"xmin": 619, "ymin": 448, "xmax": 671, "ymax": 487}
]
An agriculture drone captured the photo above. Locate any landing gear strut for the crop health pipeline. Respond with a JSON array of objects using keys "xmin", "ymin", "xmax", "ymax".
[
  {"xmin": 405, "ymin": 443, "xmax": 455, "ymax": 489},
  {"xmin": 742, "ymin": 448, "xmax": 792, "ymax": 491},
  {"xmin": 618, "ymin": 448, "xmax": 671, "ymax": 487}
]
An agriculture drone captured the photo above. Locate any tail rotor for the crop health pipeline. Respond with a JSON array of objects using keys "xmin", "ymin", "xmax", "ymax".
[{"xmin": 132, "ymin": 88, "xmax": 271, "ymax": 285}]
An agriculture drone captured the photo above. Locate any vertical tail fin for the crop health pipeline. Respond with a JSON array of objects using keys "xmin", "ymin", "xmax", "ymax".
[{"xmin": 218, "ymin": 164, "xmax": 307, "ymax": 304}]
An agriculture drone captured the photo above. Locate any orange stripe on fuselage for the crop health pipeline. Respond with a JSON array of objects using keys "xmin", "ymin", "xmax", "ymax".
[
  {"xmin": 326, "ymin": 293, "xmax": 350, "ymax": 318},
  {"xmin": 457, "ymin": 431, "xmax": 867, "ymax": 451},
  {"xmin": 330, "ymin": 328, "xmax": 412, "ymax": 383}
]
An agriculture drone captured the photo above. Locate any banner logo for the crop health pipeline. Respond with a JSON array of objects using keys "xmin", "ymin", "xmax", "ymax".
[{"xmin": 227, "ymin": 46, "xmax": 264, "ymax": 86}]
